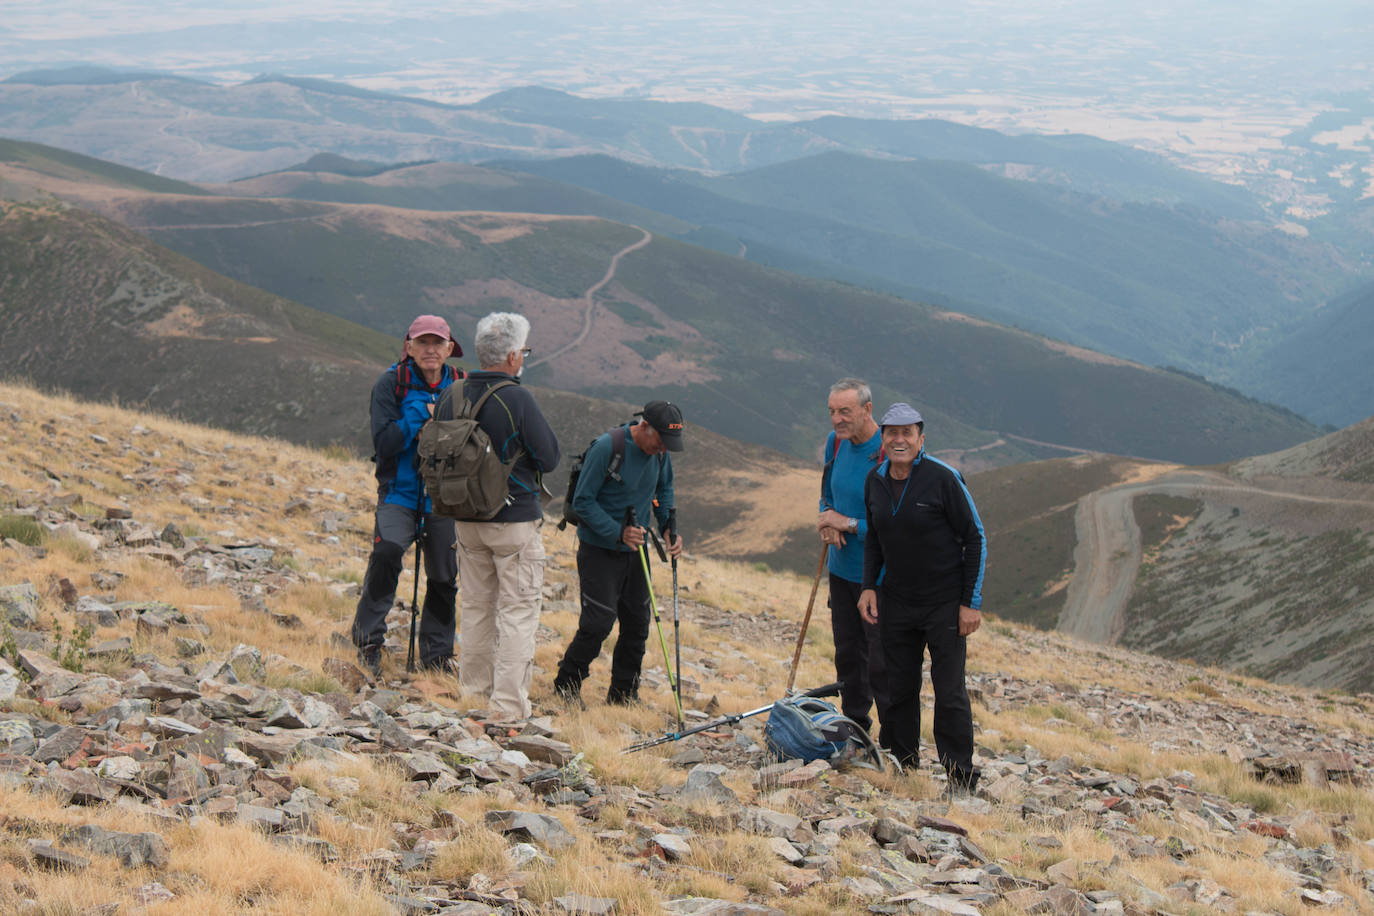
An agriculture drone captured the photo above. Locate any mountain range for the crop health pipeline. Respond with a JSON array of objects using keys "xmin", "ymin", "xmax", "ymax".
[
  {"xmin": 1, "ymin": 72, "xmax": 1370, "ymax": 425},
  {"xmin": 0, "ymin": 137, "xmax": 1322, "ymax": 471}
]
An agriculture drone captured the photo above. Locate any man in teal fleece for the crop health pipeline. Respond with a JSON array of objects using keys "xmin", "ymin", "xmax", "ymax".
[
  {"xmin": 553, "ymin": 401, "xmax": 685, "ymax": 705},
  {"xmin": 818, "ymin": 378, "xmax": 890, "ymax": 744}
]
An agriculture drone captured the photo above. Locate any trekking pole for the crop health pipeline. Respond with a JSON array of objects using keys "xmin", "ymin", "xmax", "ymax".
[
  {"xmin": 624, "ymin": 681, "xmax": 842, "ymax": 753},
  {"xmin": 628, "ymin": 506, "xmax": 683, "ymax": 727},
  {"xmin": 406, "ymin": 483, "xmax": 425, "ymax": 673},
  {"xmin": 667, "ymin": 507, "xmax": 682, "ymax": 725},
  {"xmin": 786, "ymin": 543, "xmax": 828, "ymax": 692}
]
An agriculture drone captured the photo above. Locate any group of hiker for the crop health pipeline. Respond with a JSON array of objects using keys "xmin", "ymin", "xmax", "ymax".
[{"xmin": 348, "ymin": 313, "xmax": 985, "ymax": 787}]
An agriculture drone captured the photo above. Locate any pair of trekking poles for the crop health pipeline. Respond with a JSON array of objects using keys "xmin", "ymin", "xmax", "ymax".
[{"xmin": 624, "ymin": 504, "xmax": 685, "ymax": 731}]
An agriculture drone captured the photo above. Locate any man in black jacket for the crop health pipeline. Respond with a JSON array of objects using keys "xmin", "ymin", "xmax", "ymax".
[
  {"xmin": 859, "ymin": 403, "xmax": 986, "ymax": 792},
  {"xmin": 454, "ymin": 312, "xmax": 561, "ymax": 720}
]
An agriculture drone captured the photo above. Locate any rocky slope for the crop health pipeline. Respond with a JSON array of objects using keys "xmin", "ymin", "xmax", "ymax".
[{"xmin": 0, "ymin": 384, "xmax": 1371, "ymax": 914}]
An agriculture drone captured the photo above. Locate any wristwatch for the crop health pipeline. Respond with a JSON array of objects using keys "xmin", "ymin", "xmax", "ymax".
[{"xmin": 847, "ymin": 517, "xmax": 859, "ymax": 534}]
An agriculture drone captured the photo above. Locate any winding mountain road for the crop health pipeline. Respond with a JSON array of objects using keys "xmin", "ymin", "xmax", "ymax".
[
  {"xmin": 1058, "ymin": 470, "xmax": 1374, "ymax": 645},
  {"xmin": 528, "ymin": 227, "xmax": 652, "ymax": 369}
]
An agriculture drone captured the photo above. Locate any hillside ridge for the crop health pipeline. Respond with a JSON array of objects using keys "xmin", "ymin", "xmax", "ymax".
[{"xmin": 0, "ymin": 382, "xmax": 1371, "ymax": 913}]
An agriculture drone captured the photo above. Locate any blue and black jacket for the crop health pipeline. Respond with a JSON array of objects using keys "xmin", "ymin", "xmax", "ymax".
[
  {"xmin": 368, "ymin": 359, "xmax": 461, "ymax": 511},
  {"xmin": 862, "ymin": 449, "xmax": 986, "ymax": 610},
  {"xmin": 457, "ymin": 371, "xmax": 562, "ymax": 523}
]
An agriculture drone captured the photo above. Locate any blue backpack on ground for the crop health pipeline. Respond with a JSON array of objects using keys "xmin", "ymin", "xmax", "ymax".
[{"xmin": 764, "ymin": 696, "xmax": 883, "ymax": 767}]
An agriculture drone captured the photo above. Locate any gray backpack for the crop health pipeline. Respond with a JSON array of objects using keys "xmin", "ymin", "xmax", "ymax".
[{"xmin": 416, "ymin": 380, "xmax": 521, "ymax": 520}]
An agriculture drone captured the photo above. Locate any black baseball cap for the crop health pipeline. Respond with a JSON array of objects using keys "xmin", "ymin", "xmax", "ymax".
[{"xmin": 636, "ymin": 400, "xmax": 685, "ymax": 452}]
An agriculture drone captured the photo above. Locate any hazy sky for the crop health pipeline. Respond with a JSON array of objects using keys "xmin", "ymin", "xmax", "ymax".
[{"xmin": 4, "ymin": 1, "xmax": 1371, "ymax": 112}]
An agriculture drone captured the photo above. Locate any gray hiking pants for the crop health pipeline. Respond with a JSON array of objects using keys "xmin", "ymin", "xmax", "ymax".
[{"xmin": 350, "ymin": 503, "xmax": 458, "ymax": 666}]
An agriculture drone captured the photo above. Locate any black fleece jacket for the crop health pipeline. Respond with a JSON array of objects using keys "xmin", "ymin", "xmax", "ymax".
[{"xmin": 862, "ymin": 451, "xmax": 986, "ymax": 610}]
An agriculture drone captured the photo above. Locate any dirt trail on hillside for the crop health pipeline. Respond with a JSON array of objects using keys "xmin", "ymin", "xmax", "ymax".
[
  {"xmin": 1059, "ymin": 469, "xmax": 1374, "ymax": 645},
  {"xmin": 528, "ymin": 227, "xmax": 653, "ymax": 369}
]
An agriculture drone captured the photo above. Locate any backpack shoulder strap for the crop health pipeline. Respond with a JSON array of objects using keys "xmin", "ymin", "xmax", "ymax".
[
  {"xmin": 460, "ymin": 378, "xmax": 518, "ymax": 421},
  {"xmin": 606, "ymin": 425, "xmax": 628, "ymax": 483}
]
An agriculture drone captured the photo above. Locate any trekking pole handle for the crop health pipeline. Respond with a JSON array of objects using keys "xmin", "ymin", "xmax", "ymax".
[
  {"xmin": 622, "ymin": 505, "xmax": 638, "ymax": 545},
  {"xmin": 797, "ymin": 681, "xmax": 842, "ymax": 699},
  {"xmin": 667, "ymin": 507, "xmax": 677, "ymax": 541}
]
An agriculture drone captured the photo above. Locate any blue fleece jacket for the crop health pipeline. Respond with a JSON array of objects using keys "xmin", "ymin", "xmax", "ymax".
[{"xmin": 819, "ymin": 429, "xmax": 883, "ymax": 583}]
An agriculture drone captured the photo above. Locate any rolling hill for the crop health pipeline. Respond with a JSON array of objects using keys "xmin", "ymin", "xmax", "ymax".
[
  {"xmin": 0, "ymin": 137, "xmax": 1322, "ymax": 470},
  {"xmin": 497, "ymin": 151, "xmax": 1348, "ymax": 378},
  {"xmin": 969, "ymin": 425, "xmax": 1374, "ymax": 694},
  {"xmin": 0, "ymin": 197, "xmax": 826, "ymax": 566}
]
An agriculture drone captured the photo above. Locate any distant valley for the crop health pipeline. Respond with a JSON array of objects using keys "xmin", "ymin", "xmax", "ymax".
[{"xmin": 1, "ymin": 74, "xmax": 1370, "ymax": 424}]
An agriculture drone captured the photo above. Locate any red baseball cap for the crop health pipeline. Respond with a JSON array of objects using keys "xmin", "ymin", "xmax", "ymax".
[{"xmin": 405, "ymin": 315, "xmax": 462, "ymax": 357}]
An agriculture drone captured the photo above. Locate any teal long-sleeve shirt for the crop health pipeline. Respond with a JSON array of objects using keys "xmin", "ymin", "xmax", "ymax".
[
  {"xmin": 820, "ymin": 429, "xmax": 883, "ymax": 582},
  {"xmin": 573, "ymin": 424, "xmax": 674, "ymax": 551}
]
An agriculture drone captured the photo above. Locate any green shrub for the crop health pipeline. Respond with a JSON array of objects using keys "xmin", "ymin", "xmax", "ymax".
[{"xmin": 0, "ymin": 515, "xmax": 43, "ymax": 546}]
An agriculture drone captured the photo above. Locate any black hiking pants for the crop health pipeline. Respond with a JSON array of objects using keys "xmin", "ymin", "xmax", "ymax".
[
  {"xmin": 350, "ymin": 503, "xmax": 458, "ymax": 666},
  {"xmin": 880, "ymin": 595, "xmax": 975, "ymax": 779},
  {"xmin": 829, "ymin": 575, "xmax": 891, "ymax": 745},
  {"xmin": 555, "ymin": 541, "xmax": 652, "ymax": 696}
]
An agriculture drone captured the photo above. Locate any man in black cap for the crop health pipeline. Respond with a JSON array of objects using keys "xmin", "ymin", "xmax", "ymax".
[{"xmin": 553, "ymin": 401, "xmax": 685, "ymax": 705}]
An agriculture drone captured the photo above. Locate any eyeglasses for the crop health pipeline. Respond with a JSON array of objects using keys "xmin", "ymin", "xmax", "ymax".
[{"xmin": 519, "ymin": 347, "xmax": 533, "ymax": 358}]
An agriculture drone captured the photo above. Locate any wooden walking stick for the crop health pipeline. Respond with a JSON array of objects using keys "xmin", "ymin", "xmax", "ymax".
[{"xmin": 786, "ymin": 543, "xmax": 828, "ymax": 692}]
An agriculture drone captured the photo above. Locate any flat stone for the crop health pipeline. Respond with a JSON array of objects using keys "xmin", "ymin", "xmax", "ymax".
[
  {"xmin": 0, "ymin": 583, "xmax": 41, "ymax": 627},
  {"xmin": 146, "ymin": 716, "xmax": 202, "ymax": 738},
  {"xmin": 652, "ymin": 833, "xmax": 692, "ymax": 861},
  {"xmin": 485, "ymin": 809, "xmax": 576, "ymax": 850},
  {"xmin": 238, "ymin": 803, "xmax": 286, "ymax": 832},
  {"xmin": 34, "ymin": 726, "xmax": 89, "ymax": 764},
  {"xmin": 73, "ymin": 596, "xmax": 119, "ymax": 626},
  {"xmin": 917, "ymin": 814, "xmax": 969, "ymax": 837},
  {"xmin": 679, "ymin": 764, "xmax": 738, "ymax": 804},
  {"xmin": 29, "ymin": 841, "xmax": 90, "ymax": 872},
  {"xmin": 95, "ymin": 756, "xmax": 141, "ymax": 780},
  {"xmin": 742, "ymin": 807, "xmax": 810, "ymax": 842},
  {"xmin": 134, "ymin": 882, "xmax": 176, "ymax": 905},
  {"xmin": 16, "ymin": 647, "xmax": 64, "ymax": 680},
  {"xmin": 506, "ymin": 734, "xmax": 574, "ymax": 765},
  {"xmin": 767, "ymin": 836, "xmax": 803, "ymax": 865},
  {"xmin": 873, "ymin": 817, "xmax": 920, "ymax": 845},
  {"xmin": 554, "ymin": 894, "xmax": 618, "ymax": 915},
  {"xmin": 64, "ymin": 824, "xmax": 169, "ymax": 869},
  {"xmin": 661, "ymin": 900, "xmax": 786, "ymax": 915},
  {"xmin": 0, "ymin": 718, "xmax": 37, "ymax": 756},
  {"xmin": 322, "ymin": 657, "xmax": 368, "ymax": 693}
]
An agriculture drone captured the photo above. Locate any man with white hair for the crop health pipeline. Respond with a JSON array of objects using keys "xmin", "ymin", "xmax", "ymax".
[{"xmin": 452, "ymin": 312, "xmax": 561, "ymax": 720}]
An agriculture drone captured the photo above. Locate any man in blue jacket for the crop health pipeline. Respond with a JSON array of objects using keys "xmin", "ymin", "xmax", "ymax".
[
  {"xmin": 454, "ymin": 312, "xmax": 561, "ymax": 720},
  {"xmin": 350, "ymin": 315, "xmax": 463, "ymax": 677},
  {"xmin": 553, "ymin": 401, "xmax": 685, "ymax": 705},
  {"xmin": 817, "ymin": 378, "xmax": 890, "ymax": 745}
]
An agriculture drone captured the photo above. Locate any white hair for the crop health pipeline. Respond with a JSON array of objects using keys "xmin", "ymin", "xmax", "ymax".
[
  {"xmin": 829, "ymin": 377, "xmax": 872, "ymax": 407},
  {"xmin": 474, "ymin": 312, "xmax": 530, "ymax": 369}
]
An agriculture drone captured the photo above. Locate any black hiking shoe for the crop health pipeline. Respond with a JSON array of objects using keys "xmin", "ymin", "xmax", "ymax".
[
  {"xmin": 605, "ymin": 684, "xmax": 640, "ymax": 706},
  {"xmin": 553, "ymin": 676, "xmax": 584, "ymax": 709},
  {"xmin": 358, "ymin": 645, "xmax": 382, "ymax": 679},
  {"xmin": 947, "ymin": 766, "xmax": 980, "ymax": 798},
  {"xmin": 420, "ymin": 656, "xmax": 459, "ymax": 676}
]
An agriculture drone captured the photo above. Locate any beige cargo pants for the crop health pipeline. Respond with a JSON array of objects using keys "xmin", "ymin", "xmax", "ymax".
[{"xmin": 454, "ymin": 519, "xmax": 546, "ymax": 720}]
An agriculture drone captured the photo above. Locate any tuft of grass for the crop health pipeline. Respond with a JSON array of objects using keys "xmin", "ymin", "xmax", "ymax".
[{"xmin": 0, "ymin": 514, "xmax": 43, "ymax": 546}]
